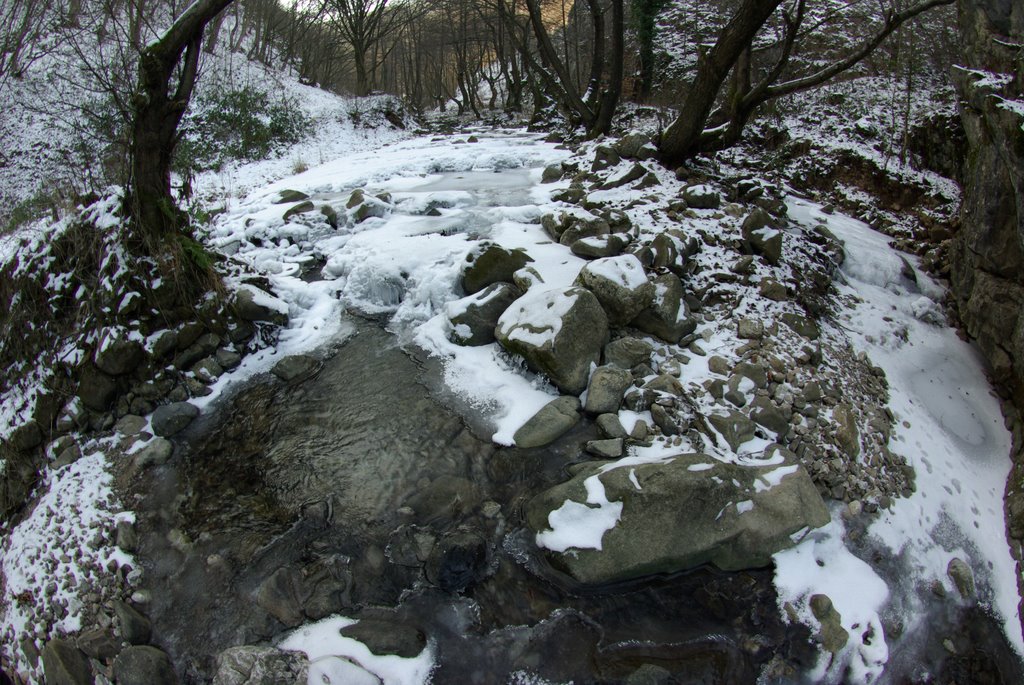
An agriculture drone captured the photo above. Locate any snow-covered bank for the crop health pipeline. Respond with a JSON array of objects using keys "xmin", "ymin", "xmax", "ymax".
[{"xmin": 774, "ymin": 198, "xmax": 1022, "ymax": 682}]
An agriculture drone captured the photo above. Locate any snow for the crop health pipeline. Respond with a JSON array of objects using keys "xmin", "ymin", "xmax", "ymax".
[
  {"xmin": 773, "ymin": 197, "xmax": 1024, "ymax": 680},
  {"xmin": 535, "ymin": 473, "xmax": 624, "ymax": 553},
  {"xmin": 774, "ymin": 518, "xmax": 891, "ymax": 683},
  {"xmin": 279, "ymin": 615, "xmax": 435, "ymax": 685},
  {"xmin": 496, "ymin": 288, "xmax": 579, "ymax": 348},
  {"xmin": 1, "ymin": 453, "xmax": 133, "ymax": 681},
  {"xmin": 582, "ymin": 254, "xmax": 649, "ymax": 289}
]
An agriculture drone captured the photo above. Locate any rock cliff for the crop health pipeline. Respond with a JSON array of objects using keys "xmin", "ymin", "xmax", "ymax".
[{"xmin": 952, "ymin": 0, "xmax": 1024, "ymax": 635}]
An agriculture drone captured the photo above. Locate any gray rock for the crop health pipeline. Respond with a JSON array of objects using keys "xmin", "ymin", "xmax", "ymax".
[
  {"xmin": 780, "ymin": 312, "xmax": 820, "ymax": 340},
  {"xmin": 570, "ymin": 234, "xmax": 630, "ymax": 259},
  {"xmin": 732, "ymin": 362, "xmax": 768, "ymax": 389},
  {"xmin": 559, "ymin": 215, "xmax": 611, "ymax": 246},
  {"xmin": 586, "ymin": 438, "xmax": 625, "ymax": 458},
  {"xmin": 175, "ymin": 333, "xmax": 221, "ymax": 370},
  {"xmin": 149, "ymin": 330, "xmax": 177, "ymax": 360},
  {"xmin": 274, "ymin": 190, "xmax": 309, "ymax": 204},
  {"xmin": 681, "ymin": 184, "xmax": 721, "ymax": 209},
  {"xmin": 272, "ymin": 355, "xmax": 320, "ymax": 382},
  {"xmin": 340, "ymin": 618, "xmax": 427, "ymax": 658},
  {"xmin": 41, "ymin": 638, "xmax": 93, "ymax": 685},
  {"xmin": 462, "ymin": 244, "xmax": 533, "ymax": 294},
  {"xmin": 707, "ymin": 356, "xmax": 730, "ymax": 376},
  {"xmin": 77, "ymin": 628, "xmax": 121, "ymax": 661},
  {"xmin": 527, "ymin": 449, "xmax": 829, "ymax": 583},
  {"xmin": 541, "ymin": 164, "xmax": 564, "ymax": 183},
  {"xmin": 95, "ymin": 330, "xmax": 145, "ymax": 376},
  {"xmin": 650, "ymin": 404, "xmax": 679, "ymax": 436},
  {"xmin": 724, "ymin": 388, "xmax": 747, "ymax": 408},
  {"xmin": 113, "ymin": 600, "xmax": 152, "ymax": 645},
  {"xmin": 614, "ymin": 132, "xmax": 652, "ymax": 159},
  {"xmin": 737, "ymin": 318, "xmax": 764, "ymax": 340},
  {"xmin": 947, "ymin": 557, "xmax": 976, "ymax": 599},
  {"xmin": 632, "ymin": 273, "xmax": 697, "ymax": 343},
  {"xmin": 234, "ymin": 286, "xmax": 289, "ymax": 326},
  {"xmin": 833, "ymin": 404, "xmax": 860, "ymax": 457},
  {"xmin": 216, "ymin": 348, "xmax": 242, "ymax": 370},
  {"xmin": 576, "ymin": 255, "xmax": 654, "ymax": 326},
  {"xmin": 112, "ymin": 646, "xmax": 178, "ymax": 685},
  {"xmin": 9, "ymin": 421, "xmax": 42, "ymax": 451},
  {"xmin": 708, "ymin": 410, "xmax": 757, "ymax": 451},
  {"xmin": 496, "ymin": 287, "xmax": 608, "ymax": 395},
  {"xmin": 643, "ymin": 374, "xmax": 684, "ymax": 397},
  {"xmin": 626, "ymin": 663, "xmax": 673, "ymax": 685},
  {"xmin": 193, "ymin": 357, "xmax": 224, "ymax": 384},
  {"xmin": 742, "ymin": 209, "xmax": 783, "ymax": 265},
  {"xmin": 600, "ymin": 163, "xmax": 648, "ymax": 190},
  {"xmin": 591, "ymin": 145, "xmax": 621, "ymax": 172},
  {"xmin": 760, "ymin": 278, "xmax": 789, "ymax": 301},
  {"xmin": 132, "ymin": 438, "xmax": 173, "ymax": 469},
  {"xmin": 320, "ymin": 205, "xmax": 339, "ymax": 229},
  {"xmin": 810, "ymin": 594, "xmax": 849, "ymax": 654},
  {"xmin": 748, "ymin": 397, "xmax": 789, "ymax": 438},
  {"xmin": 117, "ymin": 520, "xmax": 139, "ymax": 552},
  {"xmin": 151, "ymin": 402, "xmax": 199, "ymax": 437},
  {"xmin": 257, "ymin": 566, "xmax": 305, "ymax": 627},
  {"xmin": 425, "ymin": 527, "xmax": 489, "ymax": 593},
  {"xmin": 513, "ymin": 396, "xmax": 581, "ymax": 448},
  {"xmin": 282, "ymin": 201, "xmax": 315, "ymax": 221},
  {"xmin": 212, "ymin": 646, "xmax": 308, "ymax": 685},
  {"xmin": 448, "ymin": 283, "xmax": 520, "ymax": 346},
  {"xmin": 584, "ymin": 366, "xmax": 632, "ymax": 414},
  {"xmin": 596, "ymin": 413, "xmax": 628, "ymax": 439},
  {"xmin": 78, "ymin": 365, "xmax": 117, "ymax": 411},
  {"xmin": 512, "ymin": 266, "xmax": 545, "ymax": 291},
  {"xmin": 604, "ymin": 337, "xmax": 653, "ymax": 369}
]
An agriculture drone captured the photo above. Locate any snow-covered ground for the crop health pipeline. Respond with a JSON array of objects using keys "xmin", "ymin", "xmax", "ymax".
[{"xmin": 775, "ymin": 198, "xmax": 1021, "ymax": 681}]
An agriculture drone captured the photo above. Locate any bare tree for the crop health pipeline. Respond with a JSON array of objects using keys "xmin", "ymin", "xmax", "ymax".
[
  {"xmin": 658, "ymin": 0, "xmax": 955, "ymax": 166},
  {"xmin": 324, "ymin": 0, "xmax": 420, "ymax": 96}
]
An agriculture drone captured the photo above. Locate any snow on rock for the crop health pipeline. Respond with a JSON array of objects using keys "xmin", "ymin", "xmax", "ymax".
[{"xmin": 279, "ymin": 616, "xmax": 435, "ymax": 685}]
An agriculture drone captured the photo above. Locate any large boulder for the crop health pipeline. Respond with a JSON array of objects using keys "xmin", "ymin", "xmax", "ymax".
[
  {"xmin": 526, "ymin": 448, "xmax": 829, "ymax": 584},
  {"xmin": 234, "ymin": 285, "xmax": 289, "ymax": 326},
  {"xmin": 461, "ymin": 244, "xmax": 533, "ymax": 294},
  {"xmin": 112, "ymin": 646, "xmax": 178, "ymax": 685},
  {"xmin": 575, "ymin": 255, "xmax": 655, "ymax": 326},
  {"xmin": 496, "ymin": 287, "xmax": 609, "ymax": 394},
  {"xmin": 681, "ymin": 184, "xmax": 721, "ymax": 209},
  {"xmin": 632, "ymin": 273, "xmax": 697, "ymax": 344},
  {"xmin": 447, "ymin": 283, "xmax": 520, "ymax": 346},
  {"xmin": 41, "ymin": 638, "xmax": 94, "ymax": 685}
]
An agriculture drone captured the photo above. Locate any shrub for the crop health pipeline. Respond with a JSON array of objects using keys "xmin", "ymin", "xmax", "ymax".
[{"xmin": 175, "ymin": 86, "xmax": 309, "ymax": 174}]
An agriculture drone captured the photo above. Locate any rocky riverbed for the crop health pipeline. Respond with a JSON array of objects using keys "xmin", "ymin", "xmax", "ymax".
[{"xmin": 2, "ymin": 128, "xmax": 1023, "ymax": 684}]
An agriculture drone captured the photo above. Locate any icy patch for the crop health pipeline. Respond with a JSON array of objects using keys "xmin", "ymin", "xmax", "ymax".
[
  {"xmin": 279, "ymin": 615, "xmax": 435, "ymax": 685},
  {"xmin": 775, "ymin": 519, "xmax": 890, "ymax": 684}
]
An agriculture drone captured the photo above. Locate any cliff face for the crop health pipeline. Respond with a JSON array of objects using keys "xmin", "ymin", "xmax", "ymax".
[
  {"xmin": 952, "ymin": 0, "xmax": 1024, "ymax": 636},
  {"xmin": 951, "ymin": 1, "xmax": 1024, "ymax": 400}
]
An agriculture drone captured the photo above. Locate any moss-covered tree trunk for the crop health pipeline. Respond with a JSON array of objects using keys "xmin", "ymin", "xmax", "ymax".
[{"xmin": 127, "ymin": 0, "xmax": 235, "ymax": 245}]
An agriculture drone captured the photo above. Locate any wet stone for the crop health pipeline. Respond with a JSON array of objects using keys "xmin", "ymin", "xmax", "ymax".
[
  {"xmin": 151, "ymin": 403, "xmax": 200, "ymax": 437},
  {"xmin": 340, "ymin": 618, "xmax": 427, "ymax": 658},
  {"xmin": 586, "ymin": 438, "xmax": 624, "ymax": 458}
]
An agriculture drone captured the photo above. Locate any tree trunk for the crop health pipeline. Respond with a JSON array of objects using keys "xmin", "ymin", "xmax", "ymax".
[
  {"xmin": 127, "ymin": 0, "xmax": 235, "ymax": 244},
  {"xmin": 659, "ymin": 0, "xmax": 783, "ymax": 166}
]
